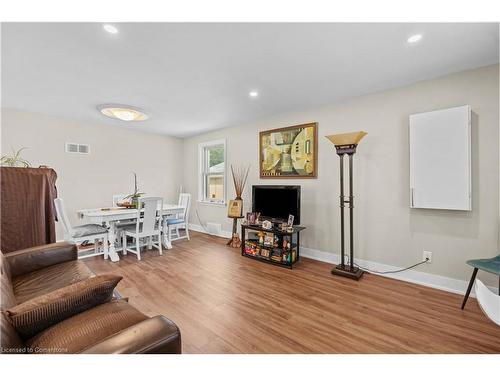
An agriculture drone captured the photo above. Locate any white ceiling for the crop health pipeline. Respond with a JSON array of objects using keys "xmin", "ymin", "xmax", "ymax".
[{"xmin": 1, "ymin": 23, "xmax": 498, "ymax": 138}]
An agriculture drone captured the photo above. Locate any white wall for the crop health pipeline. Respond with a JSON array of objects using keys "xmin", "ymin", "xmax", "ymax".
[
  {"xmin": 182, "ymin": 64, "xmax": 499, "ymax": 285},
  {"xmin": 1, "ymin": 109, "xmax": 183, "ymax": 239}
]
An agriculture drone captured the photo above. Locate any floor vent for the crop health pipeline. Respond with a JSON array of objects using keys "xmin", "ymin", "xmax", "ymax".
[{"xmin": 66, "ymin": 142, "xmax": 90, "ymax": 154}]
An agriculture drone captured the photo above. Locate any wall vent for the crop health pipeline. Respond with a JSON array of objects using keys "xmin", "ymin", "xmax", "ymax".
[
  {"xmin": 206, "ymin": 222, "xmax": 222, "ymax": 236},
  {"xmin": 65, "ymin": 143, "xmax": 90, "ymax": 154}
]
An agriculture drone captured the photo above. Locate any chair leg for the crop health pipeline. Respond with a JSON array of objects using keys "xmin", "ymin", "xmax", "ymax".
[
  {"xmin": 158, "ymin": 233, "xmax": 163, "ymax": 255},
  {"xmin": 148, "ymin": 236, "xmax": 152, "ymax": 250},
  {"xmin": 116, "ymin": 230, "xmax": 122, "ymax": 248},
  {"xmin": 461, "ymin": 268, "xmax": 478, "ymax": 310},
  {"xmin": 161, "ymin": 220, "xmax": 167, "ymax": 247},
  {"xmin": 136, "ymin": 236, "xmax": 141, "ymax": 261},
  {"xmin": 122, "ymin": 233, "xmax": 127, "ymax": 255},
  {"xmin": 185, "ymin": 223, "xmax": 190, "ymax": 241},
  {"xmin": 176, "ymin": 226, "xmax": 180, "ymax": 239},
  {"xmin": 103, "ymin": 234, "xmax": 109, "ymax": 260}
]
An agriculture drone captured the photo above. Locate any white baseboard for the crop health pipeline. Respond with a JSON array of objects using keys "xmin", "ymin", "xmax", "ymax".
[
  {"xmin": 300, "ymin": 247, "xmax": 495, "ymax": 297},
  {"xmin": 189, "ymin": 223, "xmax": 232, "ymax": 239},
  {"xmin": 189, "ymin": 224, "xmax": 498, "ymax": 297}
]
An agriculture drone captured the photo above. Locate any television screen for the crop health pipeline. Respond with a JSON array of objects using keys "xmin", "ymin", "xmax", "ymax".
[{"xmin": 252, "ymin": 185, "xmax": 301, "ymax": 224}]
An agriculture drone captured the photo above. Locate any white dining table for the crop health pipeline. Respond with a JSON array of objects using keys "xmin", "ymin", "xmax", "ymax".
[{"xmin": 77, "ymin": 204, "xmax": 184, "ymax": 262}]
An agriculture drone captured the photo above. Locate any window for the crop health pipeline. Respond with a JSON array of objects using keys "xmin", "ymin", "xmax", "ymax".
[{"xmin": 198, "ymin": 139, "xmax": 226, "ymax": 205}]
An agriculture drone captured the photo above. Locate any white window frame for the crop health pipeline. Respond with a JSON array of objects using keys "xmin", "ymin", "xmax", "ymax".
[{"xmin": 198, "ymin": 139, "xmax": 227, "ymax": 206}]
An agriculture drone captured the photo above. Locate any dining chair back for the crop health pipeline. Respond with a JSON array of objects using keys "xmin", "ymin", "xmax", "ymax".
[
  {"xmin": 164, "ymin": 193, "xmax": 191, "ymax": 243},
  {"xmin": 139, "ymin": 197, "xmax": 163, "ymax": 235},
  {"xmin": 178, "ymin": 193, "xmax": 191, "ymax": 221},
  {"xmin": 112, "ymin": 194, "xmax": 135, "ymax": 250},
  {"xmin": 122, "ymin": 197, "xmax": 163, "ymax": 261},
  {"xmin": 54, "ymin": 198, "xmax": 109, "ymax": 259}
]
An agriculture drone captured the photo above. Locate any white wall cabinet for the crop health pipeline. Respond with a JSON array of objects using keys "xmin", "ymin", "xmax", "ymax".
[{"xmin": 409, "ymin": 105, "xmax": 471, "ymax": 211}]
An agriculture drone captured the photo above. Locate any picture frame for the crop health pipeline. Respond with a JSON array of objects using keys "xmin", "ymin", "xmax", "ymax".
[
  {"xmin": 264, "ymin": 234, "xmax": 274, "ymax": 246},
  {"xmin": 228, "ymin": 199, "xmax": 243, "ymax": 218},
  {"xmin": 246, "ymin": 212, "xmax": 256, "ymax": 225},
  {"xmin": 260, "ymin": 248, "xmax": 270, "ymax": 258},
  {"xmin": 259, "ymin": 122, "xmax": 318, "ymax": 178}
]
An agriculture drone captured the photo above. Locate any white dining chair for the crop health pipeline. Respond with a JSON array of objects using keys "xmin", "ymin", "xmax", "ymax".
[
  {"xmin": 54, "ymin": 198, "xmax": 109, "ymax": 259},
  {"xmin": 164, "ymin": 193, "xmax": 191, "ymax": 243},
  {"xmin": 121, "ymin": 197, "xmax": 163, "ymax": 261},
  {"xmin": 112, "ymin": 193, "xmax": 135, "ymax": 250}
]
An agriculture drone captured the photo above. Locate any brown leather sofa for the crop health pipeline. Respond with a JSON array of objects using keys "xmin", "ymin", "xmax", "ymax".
[
  {"xmin": 2, "ymin": 242, "xmax": 95, "ymax": 306},
  {"xmin": 1, "ymin": 242, "xmax": 181, "ymax": 354}
]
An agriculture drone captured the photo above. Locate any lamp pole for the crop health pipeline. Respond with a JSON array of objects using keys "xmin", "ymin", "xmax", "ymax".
[
  {"xmin": 339, "ymin": 153, "xmax": 345, "ymax": 269},
  {"xmin": 326, "ymin": 131, "xmax": 367, "ymax": 281},
  {"xmin": 348, "ymin": 153, "xmax": 354, "ymax": 271}
]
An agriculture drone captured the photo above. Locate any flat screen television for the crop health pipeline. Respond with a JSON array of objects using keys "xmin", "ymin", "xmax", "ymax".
[{"xmin": 252, "ymin": 185, "xmax": 301, "ymax": 224}]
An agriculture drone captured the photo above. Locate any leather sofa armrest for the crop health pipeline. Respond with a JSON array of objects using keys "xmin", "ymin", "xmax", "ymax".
[
  {"xmin": 82, "ymin": 316, "xmax": 182, "ymax": 354},
  {"xmin": 4, "ymin": 242, "xmax": 78, "ymax": 277}
]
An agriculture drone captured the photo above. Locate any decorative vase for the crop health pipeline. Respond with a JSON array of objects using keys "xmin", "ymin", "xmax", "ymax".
[{"xmin": 132, "ymin": 196, "xmax": 139, "ymax": 209}]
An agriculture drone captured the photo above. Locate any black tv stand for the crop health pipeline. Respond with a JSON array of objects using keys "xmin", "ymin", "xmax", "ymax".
[{"xmin": 241, "ymin": 223, "xmax": 305, "ymax": 269}]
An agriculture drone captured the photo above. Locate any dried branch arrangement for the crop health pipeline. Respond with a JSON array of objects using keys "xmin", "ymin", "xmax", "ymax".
[
  {"xmin": 231, "ymin": 164, "xmax": 250, "ymax": 199},
  {"xmin": 124, "ymin": 172, "xmax": 145, "ymax": 201}
]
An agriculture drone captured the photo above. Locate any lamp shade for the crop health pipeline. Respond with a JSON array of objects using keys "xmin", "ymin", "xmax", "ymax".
[{"xmin": 325, "ymin": 131, "xmax": 367, "ymax": 146}]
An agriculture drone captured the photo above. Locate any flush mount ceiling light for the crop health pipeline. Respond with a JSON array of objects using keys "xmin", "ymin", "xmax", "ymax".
[
  {"xmin": 407, "ymin": 34, "xmax": 423, "ymax": 44},
  {"xmin": 249, "ymin": 91, "xmax": 259, "ymax": 98},
  {"xmin": 97, "ymin": 104, "xmax": 149, "ymax": 122},
  {"xmin": 103, "ymin": 24, "xmax": 118, "ymax": 34}
]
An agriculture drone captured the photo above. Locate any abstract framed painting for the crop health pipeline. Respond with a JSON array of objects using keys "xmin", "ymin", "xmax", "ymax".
[{"xmin": 259, "ymin": 122, "xmax": 318, "ymax": 178}]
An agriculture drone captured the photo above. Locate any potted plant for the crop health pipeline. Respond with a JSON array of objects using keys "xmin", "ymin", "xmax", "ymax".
[
  {"xmin": 1, "ymin": 147, "xmax": 31, "ymax": 167},
  {"xmin": 124, "ymin": 172, "xmax": 145, "ymax": 208}
]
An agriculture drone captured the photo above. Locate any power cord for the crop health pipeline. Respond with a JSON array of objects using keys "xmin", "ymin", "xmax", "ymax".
[
  {"xmin": 342, "ymin": 255, "xmax": 430, "ymax": 275},
  {"xmin": 196, "ymin": 209, "xmax": 209, "ymax": 232}
]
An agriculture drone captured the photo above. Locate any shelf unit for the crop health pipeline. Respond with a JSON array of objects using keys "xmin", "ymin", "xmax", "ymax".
[{"xmin": 241, "ymin": 223, "xmax": 305, "ymax": 269}]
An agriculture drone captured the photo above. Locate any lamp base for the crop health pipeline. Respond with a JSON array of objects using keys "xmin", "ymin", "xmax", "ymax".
[{"xmin": 331, "ymin": 264, "xmax": 364, "ymax": 280}]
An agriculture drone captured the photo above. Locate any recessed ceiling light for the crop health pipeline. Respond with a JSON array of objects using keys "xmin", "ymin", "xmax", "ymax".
[
  {"xmin": 103, "ymin": 24, "xmax": 118, "ymax": 34},
  {"xmin": 249, "ymin": 91, "xmax": 259, "ymax": 98},
  {"xmin": 97, "ymin": 104, "xmax": 149, "ymax": 122},
  {"xmin": 407, "ymin": 34, "xmax": 422, "ymax": 44}
]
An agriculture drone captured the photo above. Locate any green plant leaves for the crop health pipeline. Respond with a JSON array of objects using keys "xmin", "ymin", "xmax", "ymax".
[{"xmin": 0, "ymin": 147, "xmax": 31, "ymax": 167}]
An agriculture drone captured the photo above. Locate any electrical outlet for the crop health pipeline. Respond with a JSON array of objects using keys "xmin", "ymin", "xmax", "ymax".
[{"xmin": 423, "ymin": 251, "xmax": 432, "ymax": 263}]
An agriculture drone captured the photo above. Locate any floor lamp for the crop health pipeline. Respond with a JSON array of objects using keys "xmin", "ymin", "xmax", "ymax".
[{"xmin": 325, "ymin": 131, "xmax": 367, "ymax": 280}]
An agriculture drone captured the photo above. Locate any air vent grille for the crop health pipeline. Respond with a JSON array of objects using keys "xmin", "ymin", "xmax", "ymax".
[
  {"xmin": 206, "ymin": 222, "xmax": 222, "ymax": 235},
  {"xmin": 65, "ymin": 143, "xmax": 90, "ymax": 154},
  {"xmin": 78, "ymin": 144, "xmax": 89, "ymax": 154}
]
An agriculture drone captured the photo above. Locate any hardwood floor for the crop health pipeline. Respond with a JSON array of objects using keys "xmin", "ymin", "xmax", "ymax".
[{"xmin": 84, "ymin": 231, "xmax": 500, "ymax": 354}]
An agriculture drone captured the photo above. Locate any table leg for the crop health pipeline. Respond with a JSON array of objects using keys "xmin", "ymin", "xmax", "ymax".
[
  {"xmin": 162, "ymin": 220, "xmax": 173, "ymax": 249},
  {"xmin": 105, "ymin": 221, "xmax": 120, "ymax": 262}
]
